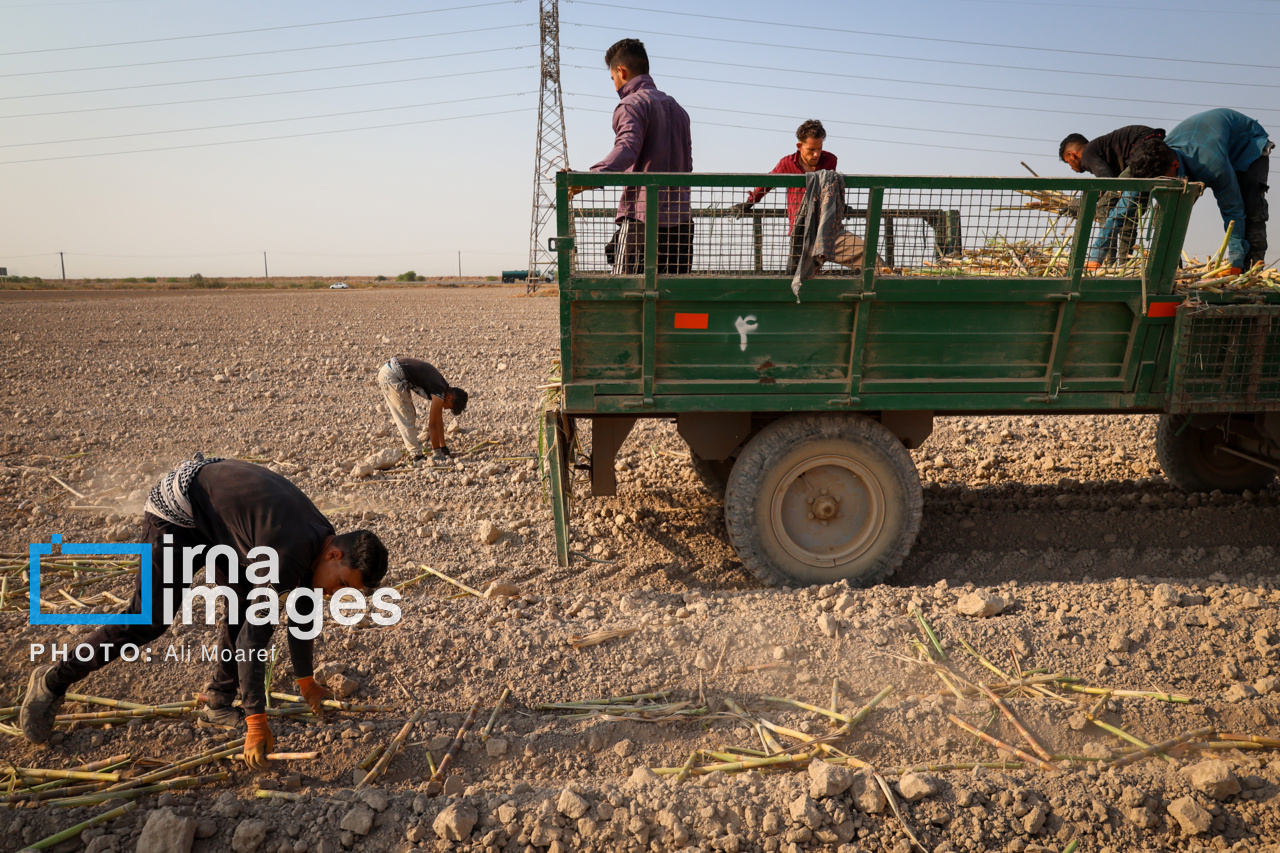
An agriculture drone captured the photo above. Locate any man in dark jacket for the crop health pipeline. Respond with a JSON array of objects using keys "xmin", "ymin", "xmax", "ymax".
[
  {"xmin": 588, "ymin": 38, "xmax": 693, "ymax": 275},
  {"xmin": 1059, "ymin": 125, "xmax": 1167, "ymax": 268},
  {"xmin": 1129, "ymin": 108, "xmax": 1271, "ymax": 275},
  {"xmin": 20, "ymin": 457, "xmax": 389, "ymax": 769},
  {"xmin": 376, "ymin": 357, "xmax": 468, "ymax": 461}
]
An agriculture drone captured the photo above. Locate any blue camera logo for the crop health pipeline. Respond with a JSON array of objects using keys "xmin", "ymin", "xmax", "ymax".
[{"xmin": 29, "ymin": 535, "xmax": 150, "ymax": 626}]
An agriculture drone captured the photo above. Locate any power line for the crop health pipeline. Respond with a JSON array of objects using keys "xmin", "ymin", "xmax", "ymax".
[
  {"xmin": 564, "ymin": 0, "xmax": 1280, "ymax": 71},
  {"xmin": 0, "ymin": 24, "xmax": 533, "ymax": 79},
  {"xmin": 0, "ymin": 92, "xmax": 527, "ymax": 148},
  {"xmin": 3, "ymin": 66, "xmax": 533, "ymax": 120},
  {"xmin": 0, "ymin": 0, "xmax": 527, "ymax": 57},
  {"xmin": 566, "ymin": 91, "xmax": 1057, "ymax": 144},
  {"xmin": 0, "ymin": 107, "xmax": 536, "ymax": 166},
  {"xmin": 0, "ymin": 46, "xmax": 533, "ymax": 102},
  {"xmin": 566, "ymin": 103, "xmax": 1047, "ymax": 158},
  {"xmin": 568, "ymin": 47, "xmax": 1279, "ymax": 116},
  {"xmin": 566, "ymin": 66, "xmax": 1194, "ymax": 123},
  {"xmin": 559, "ymin": 21, "xmax": 1280, "ymax": 91},
  {"xmin": 946, "ymin": 0, "xmax": 1280, "ymax": 15}
]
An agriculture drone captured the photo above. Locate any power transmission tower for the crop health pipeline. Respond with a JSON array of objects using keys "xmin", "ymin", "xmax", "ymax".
[{"xmin": 527, "ymin": 0, "xmax": 568, "ymax": 292}]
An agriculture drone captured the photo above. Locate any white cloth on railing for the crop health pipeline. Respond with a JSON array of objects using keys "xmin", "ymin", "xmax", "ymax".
[{"xmin": 790, "ymin": 169, "xmax": 847, "ymax": 301}]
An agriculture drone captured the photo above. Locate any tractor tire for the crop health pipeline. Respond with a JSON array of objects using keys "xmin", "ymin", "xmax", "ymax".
[
  {"xmin": 1156, "ymin": 414, "xmax": 1275, "ymax": 494},
  {"xmin": 724, "ymin": 414, "xmax": 922, "ymax": 588},
  {"xmin": 689, "ymin": 453, "xmax": 733, "ymax": 498}
]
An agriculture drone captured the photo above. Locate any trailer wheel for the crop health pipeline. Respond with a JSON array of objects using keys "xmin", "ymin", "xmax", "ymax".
[
  {"xmin": 724, "ymin": 414, "xmax": 922, "ymax": 587},
  {"xmin": 689, "ymin": 453, "xmax": 733, "ymax": 498},
  {"xmin": 1156, "ymin": 414, "xmax": 1275, "ymax": 493}
]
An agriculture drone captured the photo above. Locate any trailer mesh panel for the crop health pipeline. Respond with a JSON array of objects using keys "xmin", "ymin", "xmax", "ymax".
[
  {"xmin": 568, "ymin": 184, "xmax": 1155, "ymax": 278},
  {"xmin": 1170, "ymin": 305, "xmax": 1280, "ymax": 413}
]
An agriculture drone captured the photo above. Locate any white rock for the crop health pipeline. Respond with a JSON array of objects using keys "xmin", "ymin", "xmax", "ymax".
[
  {"xmin": 1167, "ymin": 796, "xmax": 1212, "ymax": 834},
  {"xmin": 897, "ymin": 772, "xmax": 941, "ymax": 801},
  {"xmin": 434, "ymin": 802, "xmax": 478, "ymax": 841},
  {"xmin": 957, "ymin": 592, "xmax": 1005, "ymax": 618},
  {"xmin": 1183, "ymin": 760, "xmax": 1241, "ymax": 800},
  {"xmin": 137, "ymin": 808, "xmax": 196, "ymax": 853}
]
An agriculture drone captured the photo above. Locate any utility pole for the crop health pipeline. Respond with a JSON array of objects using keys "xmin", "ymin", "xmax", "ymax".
[
  {"xmin": 528, "ymin": 0, "xmax": 568, "ymax": 293},
  {"xmin": 59, "ymin": 251, "xmax": 65, "ymax": 281},
  {"xmin": 457, "ymin": 251, "xmax": 462, "ymax": 279},
  {"xmin": 263, "ymin": 252, "xmax": 269, "ymax": 283}
]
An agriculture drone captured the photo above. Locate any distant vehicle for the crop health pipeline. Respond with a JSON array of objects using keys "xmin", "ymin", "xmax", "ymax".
[
  {"xmin": 501, "ymin": 270, "xmax": 554, "ymax": 284},
  {"xmin": 329, "ymin": 282, "xmax": 349, "ymax": 290}
]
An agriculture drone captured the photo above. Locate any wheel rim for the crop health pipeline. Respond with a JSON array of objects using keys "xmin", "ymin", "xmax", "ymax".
[
  {"xmin": 769, "ymin": 454, "xmax": 886, "ymax": 567},
  {"xmin": 1192, "ymin": 430, "xmax": 1264, "ymax": 479}
]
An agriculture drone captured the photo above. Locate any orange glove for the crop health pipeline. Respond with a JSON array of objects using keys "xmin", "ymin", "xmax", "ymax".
[
  {"xmin": 297, "ymin": 676, "xmax": 332, "ymax": 716},
  {"xmin": 244, "ymin": 713, "xmax": 274, "ymax": 770},
  {"xmin": 1084, "ymin": 261, "xmax": 1102, "ymax": 272},
  {"xmin": 1210, "ymin": 266, "xmax": 1242, "ymax": 279}
]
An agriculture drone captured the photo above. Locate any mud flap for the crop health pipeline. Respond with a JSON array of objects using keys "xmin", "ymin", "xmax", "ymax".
[{"xmin": 545, "ymin": 409, "xmax": 573, "ymax": 567}]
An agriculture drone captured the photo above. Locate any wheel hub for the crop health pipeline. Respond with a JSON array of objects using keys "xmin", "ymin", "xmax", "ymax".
[{"xmin": 770, "ymin": 454, "xmax": 885, "ymax": 567}]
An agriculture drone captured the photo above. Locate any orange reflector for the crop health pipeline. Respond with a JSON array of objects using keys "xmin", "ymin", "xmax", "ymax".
[
  {"xmin": 674, "ymin": 312, "xmax": 708, "ymax": 329},
  {"xmin": 1147, "ymin": 302, "xmax": 1178, "ymax": 318}
]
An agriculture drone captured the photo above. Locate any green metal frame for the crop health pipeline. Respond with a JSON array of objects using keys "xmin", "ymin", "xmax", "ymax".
[{"xmin": 547, "ymin": 171, "xmax": 1279, "ymax": 567}]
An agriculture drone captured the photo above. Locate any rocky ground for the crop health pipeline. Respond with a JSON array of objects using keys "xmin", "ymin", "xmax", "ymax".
[{"xmin": 1, "ymin": 286, "xmax": 1278, "ymax": 853}]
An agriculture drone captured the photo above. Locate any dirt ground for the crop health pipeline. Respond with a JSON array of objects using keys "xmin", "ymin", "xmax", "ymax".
[{"xmin": 1, "ymin": 287, "xmax": 1278, "ymax": 853}]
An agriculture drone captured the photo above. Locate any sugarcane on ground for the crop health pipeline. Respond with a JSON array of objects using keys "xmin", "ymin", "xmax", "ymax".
[{"xmin": 2, "ymin": 286, "xmax": 1280, "ymax": 853}]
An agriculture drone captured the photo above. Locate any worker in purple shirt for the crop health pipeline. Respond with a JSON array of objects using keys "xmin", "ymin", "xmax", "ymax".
[{"xmin": 585, "ymin": 38, "xmax": 694, "ymax": 275}]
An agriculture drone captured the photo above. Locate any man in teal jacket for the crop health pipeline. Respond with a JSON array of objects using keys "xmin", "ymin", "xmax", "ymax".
[{"xmin": 1129, "ymin": 109, "xmax": 1271, "ymax": 275}]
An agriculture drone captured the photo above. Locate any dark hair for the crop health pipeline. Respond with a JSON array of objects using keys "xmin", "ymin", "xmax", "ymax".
[
  {"xmin": 605, "ymin": 38, "xmax": 649, "ymax": 75},
  {"xmin": 1058, "ymin": 133, "xmax": 1088, "ymax": 162},
  {"xmin": 448, "ymin": 386, "xmax": 469, "ymax": 416},
  {"xmin": 796, "ymin": 119, "xmax": 827, "ymax": 142},
  {"xmin": 1128, "ymin": 138, "xmax": 1178, "ymax": 178},
  {"xmin": 332, "ymin": 530, "xmax": 388, "ymax": 588}
]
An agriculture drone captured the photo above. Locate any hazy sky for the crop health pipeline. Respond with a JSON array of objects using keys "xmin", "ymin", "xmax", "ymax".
[{"xmin": 2, "ymin": 0, "xmax": 1277, "ymax": 279}]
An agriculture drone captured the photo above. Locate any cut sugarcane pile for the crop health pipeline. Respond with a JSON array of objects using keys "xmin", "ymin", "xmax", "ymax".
[
  {"xmin": 919, "ymin": 238, "xmax": 1073, "ymax": 277},
  {"xmin": 0, "ymin": 553, "xmax": 139, "ymax": 615},
  {"xmin": 1176, "ymin": 255, "xmax": 1280, "ymax": 293},
  {"xmin": 1006, "ymin": 188, "xmax": 1080, "ymax": 218}
]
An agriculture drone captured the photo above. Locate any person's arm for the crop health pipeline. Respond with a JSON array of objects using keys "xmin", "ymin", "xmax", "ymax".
[
  {"xmin": 1082, "ymin": 152, "xmax": 1116, "ymax": 178},
  {"xmin": 591, "ymin": 102, "xmax": 645, "ymax": 172},
  {"xmin": 1205, "ymin": 169, "xmax": 1250, "ymax": 267},
  {"xmin": 428, "ymin": 395, "xmax": 446, "ymax": 451}
]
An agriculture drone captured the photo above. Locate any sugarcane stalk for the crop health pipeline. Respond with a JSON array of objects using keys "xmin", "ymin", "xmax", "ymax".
[
  {"xmin": 425, "ymin": 699, "xmax": 482, "ymax": 794},
  {"xmin": 1218, "ymin": 733, "xmax": 1280, "ymax": 747},
  {"xmin": 107, "ymin": 739, "xmax": 245, "ymax": 791},
  {"xmin": 229, "ymin": 752, "xmax": 318, "ymax": 761},
  {"xmin": 1084, "ymin": 714, "xmax": 1171, "ymax": 764},
  {"xmin": 1209, "ymin": 220, "xmax": 1234, "ymax": 271},
  {"xmin": 17, "ymin": 801, "xmax": 137, "ymax": 851},
  {"xmin": 830, "ymin": 678, "xmax": 840, "ymax": 719},
  {"xmin": 17, "ymin": 768, "xmax": 120, "ymax": 783},
  {"xmin": 480, "ymin": 686, "xmax": 511, "ymax": 742},
  {"xmin": 360, "ymin": 707, "xmax": 425, "ymax": 789},
  {"xmin": 46, "ymin": 772, "xmax": 229, "ymax": 808},
  {"xmin": 269, "ymin": 692, "xmax": 393, "ymax": 713},
  {"xmin": 974, "ymin": 684, "xmax": 1053, "ymax": 763},
  {"xmin": 848, "ymin": 686, "xmax": 894, "ymax": 727},
  {"xmin": 763, "ymin": 696, "xmax": 850, "ymax": 724},
  {"xmin": 653, "ymin": 752, "xmax": 808, "ymax": 776},
  {"xmin": 1110, "ymin": 727, "xmax": 1215, "ymax": 769},
  {"xmin": 895, "ymin": 762, "xmax": 1023, "ymax": 774},
  {"xmin": 947, "ymin": 714, "xmax": 1059, "ymax": 773},
  {"xmin": 873, "ymin": 772, "xmax": 927, "ymax": 853},
  {"xmin": 1060, "ymin": 684, "xmax": 1190, "ymax": 703},
  {"xmin": 1063, "ymin": 842, "xmax": 1079, "ymax": 853},
  {"xmin": 673, "ymin": 749, "xmax": 700, "ymax": 783},
  {"xmin": 358, "ymin": 744, "xmax": 386, "ymax": 771},
  {"xmin": 911, "ymin": 609, "xmax": 946, "ymax": 661},
  {"xmin": 256, "ymin": 790, "xmax": 305, "ymax": 802},
  {"xmin": 57, "ymin": 705, "xmax": 193, "ymax": 722},
  {"xmin": 417, "ymin": 564, "xmax": 485, "ymax": 598}
]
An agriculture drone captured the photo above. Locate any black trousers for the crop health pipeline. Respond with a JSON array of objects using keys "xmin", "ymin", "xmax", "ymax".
[
  {"xmin": 46, "ymin": 514, "xmax": 258, "ymax": 706},
  {"xmin": 1240, "ymin": 152, "xmax": 1270, "ymax": 269},
  {"xmin": 605, "ymin": 217, "xmax": 694, "ymax": 275}
]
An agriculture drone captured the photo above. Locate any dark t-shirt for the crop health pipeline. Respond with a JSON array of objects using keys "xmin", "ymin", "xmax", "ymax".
[
  {"xmin": 1081, "ymin": 125, "xmax": 1166, "ymax": 178},
  {"xmin": 188, "ymin": 459, "xmax": 334, "ymax": 712},
  {"xmin": 396, "ymin": 358, "xmax": 448, "ymax": 400}
]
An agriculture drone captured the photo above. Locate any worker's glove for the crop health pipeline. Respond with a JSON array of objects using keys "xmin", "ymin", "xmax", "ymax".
[
  {"xmin": 728, "ymin": 201, "xmax": 755, "ymax": 217},
  {"xmin": 244, "ymin": 714, "xmax": 275, "ymax": 770},
  {"xmin": 1210, "ymin": 266, "xmax": 1243, "ymax": 279},
  {"xmin": 1063, "ymin": 198, "xmax": 1082, "ymax": 218},
  {"xmin": 297, "ymin": 676, "xmax": 332, "ymax": 716},
  {"xmin": 432, "ymin": 447, "xmax": 452, "ymax": 462},
  {"xmin": 1084, "ymin": 261, "xmax": 1102, "ymax": 272}
]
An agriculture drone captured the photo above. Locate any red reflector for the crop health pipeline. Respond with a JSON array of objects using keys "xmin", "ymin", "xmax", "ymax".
[
  {"xmin": 1147, "ymin": 302, "xmax": 1179, "ymax": 318},
  {"xmin": 674, "ymin": 313, "xmax": 708, "ymax": 330}
]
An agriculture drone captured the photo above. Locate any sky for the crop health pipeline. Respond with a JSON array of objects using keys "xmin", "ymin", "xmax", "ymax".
[{"xmin": 1, "ymin": 0, "xmax": 1277, "ymax": 279}]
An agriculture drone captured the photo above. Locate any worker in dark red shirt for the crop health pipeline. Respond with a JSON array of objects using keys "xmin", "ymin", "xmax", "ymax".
[{"xmin": 731, "ymin": 120, "xmax": 871, "ymax": 274}]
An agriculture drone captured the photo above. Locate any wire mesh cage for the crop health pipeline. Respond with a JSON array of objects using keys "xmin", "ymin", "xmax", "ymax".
[
  {"xmin": 1170, "ymin": 305, "xmax": 1280, "ymax": 413},
  {"xmin": 567, "ymin": 180, "xmax": 1157, "ymax": 279}
]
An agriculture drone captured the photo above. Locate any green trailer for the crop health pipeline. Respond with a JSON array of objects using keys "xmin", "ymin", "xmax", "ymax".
[{"xmin": 543, "ymin": 171, "xmax": 1280, "ymax": 587}]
